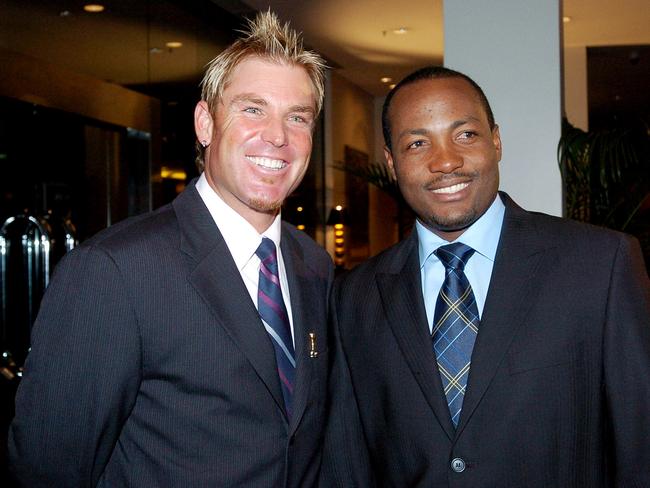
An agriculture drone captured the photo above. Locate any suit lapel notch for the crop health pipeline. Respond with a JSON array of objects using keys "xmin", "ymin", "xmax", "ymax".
[
  {"xmin": 281, "ymin": 233, "xmax": 318, "ymax": 432},
  {"xmin": 377, "ymin": 235, "xmax": 457, "ymax": 439},
  {"xmin": 188, "ymin": 244, "xmax": 288, "ymax": 417},
  {"xmin": 175, "ymin": 186, "xmax": 288, "ymax": 418},
  {"xmin": 456, "ymin": 198, "xmax": 552, "ymax": 433}
]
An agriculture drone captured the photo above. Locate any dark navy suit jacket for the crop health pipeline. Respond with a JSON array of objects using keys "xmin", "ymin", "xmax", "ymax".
[
  {"xmin": 9, "ymin": 181, "xmax": 333, "ymax": 487},
  {"xmin": 322, "ymin": 193, "xmax": 650, "ymax": 488}
]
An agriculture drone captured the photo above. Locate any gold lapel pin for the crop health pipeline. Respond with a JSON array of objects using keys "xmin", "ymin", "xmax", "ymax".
[{"xmin": 308, "ymin": 332, "xmax": 318, "ymax": 358}]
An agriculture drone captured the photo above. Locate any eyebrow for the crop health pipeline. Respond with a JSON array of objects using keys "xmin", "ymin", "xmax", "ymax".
[
  {"xmin": 450, "ymin": 116, "xmax": 481, "ymax": 129},
  {"xmin": 396, "ymin": 116, "xmax": 483, "ymax": 140},
  {"xmin": 289, "ymin": 105, "xmax": 316, "ymax": 117},
  {"xmin": 230, "ymin": 93, "xmax": 267, "ymax": 106},
  {"xmin": 398, "ymin": 128, "xmax": 429, "ymax": 139},
  {"xmin": 230, "ymin": 93, "xmax": 315, "ymax": 117}
]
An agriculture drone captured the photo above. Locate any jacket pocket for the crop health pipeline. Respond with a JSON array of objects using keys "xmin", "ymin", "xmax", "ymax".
[{"xmin": 508, "ymin": 346, "xmax": 576, "ymax": 375}]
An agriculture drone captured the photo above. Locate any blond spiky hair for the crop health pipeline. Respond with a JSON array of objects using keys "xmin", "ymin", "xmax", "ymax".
[
  {"xmin": 200, "ymin": 9, "xmax": 326, "ymax": 115},
  {"xmin": 196, "ymin": 10, "xmax": 326, "ymax": 171}
]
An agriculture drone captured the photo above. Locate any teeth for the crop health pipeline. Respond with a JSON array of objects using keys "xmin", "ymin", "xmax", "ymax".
[
  {"xmin": 247, "ymin": 156, "xmax": 287, "ymax": 170},
  {"xmin": 432, "ymin": 182, "xmax": 469, "ymax": 194}
]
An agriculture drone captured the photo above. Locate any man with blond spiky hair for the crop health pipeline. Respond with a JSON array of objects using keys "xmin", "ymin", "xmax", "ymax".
[{"xmin": 9, "ymin": 10, "xmax": 333, "ymax": 487}]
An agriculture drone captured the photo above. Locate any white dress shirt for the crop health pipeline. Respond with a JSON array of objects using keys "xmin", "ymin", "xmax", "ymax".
[
  {"xmin": 196, "ymin": 173, "xmax": 295, "ymax": 344},
  {"xmin": 418, "ymin": 194, "xmax": 505, "ymax": 332}
]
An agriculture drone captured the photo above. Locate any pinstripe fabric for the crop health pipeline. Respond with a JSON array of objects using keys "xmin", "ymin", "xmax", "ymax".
[
  {"xmin": 432, "ymin": 243, "xmax": 479, "ymax": 427},
  {"xmin": 256, "ymin": 237, "xmax": 295, "ymax": 418}
]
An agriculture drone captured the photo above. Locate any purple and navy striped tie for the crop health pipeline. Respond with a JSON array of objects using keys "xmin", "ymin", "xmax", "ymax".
[{"xmin": 255, "ymin": 237, "xmax": 295, "ymax": 418}]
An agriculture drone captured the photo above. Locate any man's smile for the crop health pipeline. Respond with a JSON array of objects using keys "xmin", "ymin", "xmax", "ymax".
[
  {"xmin": 431, "ymin": 182, "xmax": 470, "ymax": 194},
  {"xmin": 246, "ymin": 155, "xmax": 288, "ymax": 171}
]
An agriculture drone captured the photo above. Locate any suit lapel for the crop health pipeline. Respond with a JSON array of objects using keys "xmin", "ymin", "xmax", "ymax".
[
  {"xmin": 456, "ymin": 194, "xmax": 554, "ymax": 434},
  {"xmin": 173, "ymin": 184, "xmax": 287, "ymax": 419},
  {"xmin": 281, "ymin": 229, "xmax": 320, "ymax": 434},
  {"xmin": 376, "ymin": 231, "xmax": 457, "ymax": 440}
]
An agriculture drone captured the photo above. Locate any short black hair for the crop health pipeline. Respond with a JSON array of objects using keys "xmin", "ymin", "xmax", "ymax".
[{"xmin": 382, "ymin": 66, "xmax": 496, "ymax": 151}]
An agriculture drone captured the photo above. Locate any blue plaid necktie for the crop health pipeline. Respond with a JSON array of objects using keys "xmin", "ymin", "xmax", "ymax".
[
  {"xmin": 256, "ymin": 237, "xmax": 295, "ymax": 418},
  {"xmin": 432, "ymin": 243, "xmax": 479, "ymax": 427}
]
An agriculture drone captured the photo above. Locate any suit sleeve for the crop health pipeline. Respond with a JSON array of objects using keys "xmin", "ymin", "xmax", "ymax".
[
  {"xmin": 8, "ymin": 245, "xmax": 142, "ymax": 487},
  {"xmin": 319, "ymin": 279, "xmax": 375, "ymax": 488},
  {"xmin": 602, "ymin": 235, "xmax": 650, "ymax": 487}
]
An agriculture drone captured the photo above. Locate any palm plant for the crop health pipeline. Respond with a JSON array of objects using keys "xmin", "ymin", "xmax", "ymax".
[
  {"xmin": 333, "ymin": 160, "xmax": 400, "ymax": 200},
  {"xmin": 558, "ymin": 118, "xmax": 650, "ymax": 268}
]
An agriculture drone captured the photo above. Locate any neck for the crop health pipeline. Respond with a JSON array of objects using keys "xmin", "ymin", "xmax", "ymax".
[{"xmin": 245, "ymin": 211, "xmax": 277, "ymax": 234}]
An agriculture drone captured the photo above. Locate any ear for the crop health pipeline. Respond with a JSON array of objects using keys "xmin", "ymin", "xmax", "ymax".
[
  {"xmin": 194, "ymin": 101, "xmax": 214, "ymax": 144},
  {"xmin": 384, "ymin": 146, "xmax": 397, "ymax": 181},
  {"xmin": 492, "ymin": 124, "xmax": 503, "ymax": 162}
]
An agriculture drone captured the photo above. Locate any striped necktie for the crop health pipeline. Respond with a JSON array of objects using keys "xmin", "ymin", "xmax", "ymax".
[
  {"xmin": 255, "ymin": 237, "xmax": 295, "ymax": 418},
  {"xmin": 432, "ymin": 243, "xmax": 479, "ymax": 427}
]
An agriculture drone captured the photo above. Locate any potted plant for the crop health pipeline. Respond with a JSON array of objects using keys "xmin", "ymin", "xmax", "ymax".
[{"xmin": 558, "ymin": 118, "xmax": 650, "ymax": 270}]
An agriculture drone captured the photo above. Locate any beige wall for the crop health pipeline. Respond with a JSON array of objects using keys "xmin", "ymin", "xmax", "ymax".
[
  {"xmin": 445, "ymin": 0, "xmax": 563, "ymax": 216},
  {"xmin": 329, "ymin": 72, "xmax": 374, "ymax": 206},
  {"xmin": 325, "ymin": 72, "xmax": 398, "ymax": 267},
  {"xmin": 563, "ymin": 46, "xmax": 589, "ymax": 131}
]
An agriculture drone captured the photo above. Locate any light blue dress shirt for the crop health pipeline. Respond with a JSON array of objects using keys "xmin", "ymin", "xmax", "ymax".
[{"xmin": 418, "ymin": 194, "xmax": 505, "ymax": 332}]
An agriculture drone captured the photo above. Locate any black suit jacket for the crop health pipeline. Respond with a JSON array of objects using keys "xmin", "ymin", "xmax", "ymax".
[
  {"xmin": 8, "ymin": 181, "xmax": 333, "ymax": 487},
  {"xmin": 322, "ymin": 193, "xmax": 650, "ymax": 488}
]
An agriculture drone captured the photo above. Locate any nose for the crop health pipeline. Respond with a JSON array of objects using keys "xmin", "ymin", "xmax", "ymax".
[
  {"xmin": 262, "ymin": 117, "xmax": 288, "ymax": 148},
  {"xmin": 428, "ymin": 142, "xmax": 463, "ymax": 174}
]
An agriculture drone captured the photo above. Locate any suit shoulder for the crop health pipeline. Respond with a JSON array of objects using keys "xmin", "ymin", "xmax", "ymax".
[
  {"xmin": 283, "ymin": 222, "xmax": 331, "ymax": 260},
  {"xmin": 75, "ymin": 203, "xmax": 178, "ymax": 257},
  {"xmin": 48, "ymin": 203, "xmax": 182, "ymax": 296},
  {"xmin": 282, "ymin": 222, "xmax": 333, "ymax": 278},
  {"xmin": 502, "ymin": 193, "xmax": 635, "ymax": 250},
  {"xmin": 514, "ymin": 209, "xmax": 648, "ymax": 275},
  {"xmin": 336, "ymin": 237, "xmax": 413, "ymax": 288},
  {"xmin": 525, "ymin": 210, "xmax": 634, "ymax": 248}
]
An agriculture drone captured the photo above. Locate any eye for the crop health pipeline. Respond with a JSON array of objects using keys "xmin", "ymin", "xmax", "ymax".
[
  {"xmin": 458, "ymin": 130, "xmax": 478, "ymax": 140},
  {"xmin": 289, "ymin": 113, "xmax": 315, "ymax": 127},
  {"xmin": 243, "ymin": 107, "xmax": 262, "ymax": 115},
  {"xmin": 406, "ymin": 139, "xmax": 427, "ymax": 150},
  {"xmin": 289, "ymin": 114, "xmax": 308, "ymax": 124}
]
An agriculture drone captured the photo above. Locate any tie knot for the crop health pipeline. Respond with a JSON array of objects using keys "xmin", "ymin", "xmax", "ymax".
[
  {"xmin": 435, "ymin": 243, "xmax": 475, "ymax": 271},
  {"xmin": 255, "ymin": 237, "xmax": 277, "ymax": 263}
]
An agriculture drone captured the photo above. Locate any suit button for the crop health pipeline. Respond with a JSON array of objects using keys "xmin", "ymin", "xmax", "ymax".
[{"xmin": 451, "ymin": 457, "xmax": 466, "ymax": 473}]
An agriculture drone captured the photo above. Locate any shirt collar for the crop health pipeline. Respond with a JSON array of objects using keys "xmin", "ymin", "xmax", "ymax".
[
  {"xmin": 195, "ymin": 173, "xmax": 282, "ymax": 271},
  {"xmin": 417, "ymin": 193, "xmax": 505, "ymax": 268}
]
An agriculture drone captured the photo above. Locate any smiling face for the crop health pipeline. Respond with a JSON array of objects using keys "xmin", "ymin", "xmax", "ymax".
[
  {"xmin": 195, "ymin": 56, "xmax": 316, "ymax": 232},
  {"xmin": 384, "ymin": 77, "xmax": 502, "ymax": 241}
]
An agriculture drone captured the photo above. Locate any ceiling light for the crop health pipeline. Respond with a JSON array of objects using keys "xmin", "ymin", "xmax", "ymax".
[
  {"xmin": 59, "ymin": 10, "xmax": 71, "ymax": 17},
  {"xmin": 563, "ymin": 16, "xmax": 572, "ymax": 23},
  {"xmin": 392, "ymin": 27, "xmax": 409, "ymax": 35},
  {"xmin": 83, "ymin": 4, "xmax": 105, "ymax": 13},
  {"xmin": 389, "ymin": 84, "xmax": 396, "ymax": 90},
  {"xmin": 380, "ymin": 77, "xmax": 392, "ymax": 83},
  {"xmin": 166, "ymin": 41, "xmax": 183, "ymax": 49}
]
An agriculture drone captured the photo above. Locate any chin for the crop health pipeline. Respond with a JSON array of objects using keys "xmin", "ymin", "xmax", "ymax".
[
  {"xmin": 428, "ymin": 211, "xmax": 478, "ymax": 233},
  {"xmin": 248, "ymin": 197, "xmax": 282, "ymax": 213}
]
